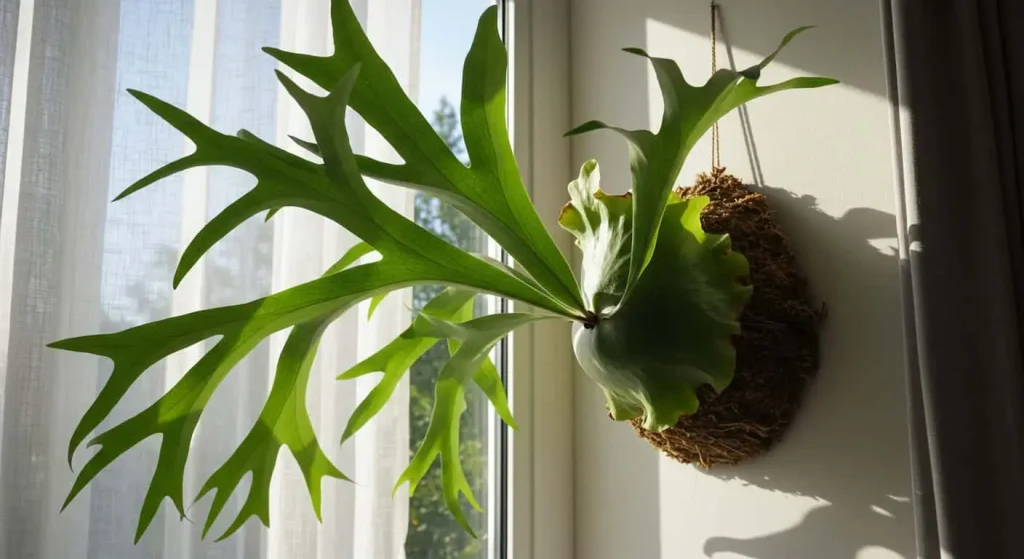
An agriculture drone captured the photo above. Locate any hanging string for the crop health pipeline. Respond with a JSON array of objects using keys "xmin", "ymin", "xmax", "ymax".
[{"xmin": 710, "ymin": 1, "xmax": 721, "ymax": 169}]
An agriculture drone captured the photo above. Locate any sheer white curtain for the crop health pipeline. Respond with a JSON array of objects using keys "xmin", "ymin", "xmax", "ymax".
[{"xmin": 0, "ymin": 0, "xmax": 419, "ymax": 557}]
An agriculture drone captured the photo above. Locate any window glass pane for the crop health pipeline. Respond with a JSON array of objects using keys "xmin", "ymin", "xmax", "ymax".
[
  {"xmin": 408, "ymin": 1, "xmax": 500, "ymax": 557},
  {"xmin": 4, "ymin": 1, "xmax": 507, "ymax": 557}
]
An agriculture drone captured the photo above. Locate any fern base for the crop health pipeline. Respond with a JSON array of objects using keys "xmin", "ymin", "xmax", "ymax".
[{"xmin": 631, "ymin": 169, "xmax": 823, "ymax": 467}]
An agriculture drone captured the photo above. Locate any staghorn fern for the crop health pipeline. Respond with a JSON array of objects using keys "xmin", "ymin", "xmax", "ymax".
[{"xmin": 50, "ymin": 1, "xmax": 836, "ymax": 542}]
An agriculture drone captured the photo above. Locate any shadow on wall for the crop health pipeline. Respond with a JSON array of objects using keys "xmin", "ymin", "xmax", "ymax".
[
  {"xmin": 571, "ymin": 1, "xmax": 913, "ymax": 557},
  {"xmin": 703, "ymin": 15, "xmax": 912, "ymax": 554},
  {"xmin": 576, "ymin": 161, "xmax": 915, "ymax": 558},
  {"xmin": 700, "ymin": 186, "xmax": 914, "ymax": 559},
  {"xmin": 672, "ymin": 3, "xmax": 911, "ymax": 557},
  {"xmin": 643, "ymin": 0, "xmax": 888, "ymax": 96}
]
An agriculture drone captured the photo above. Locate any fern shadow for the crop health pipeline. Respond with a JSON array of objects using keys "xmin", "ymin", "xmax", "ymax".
[{"xmin": 698, "ymin": 186, "xmax": 914, "ymax": 559}]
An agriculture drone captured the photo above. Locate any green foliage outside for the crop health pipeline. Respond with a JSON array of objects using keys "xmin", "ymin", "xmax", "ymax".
[{"xmin": 407, "ymin": 96, "xmax": 488, "ymax": 559}]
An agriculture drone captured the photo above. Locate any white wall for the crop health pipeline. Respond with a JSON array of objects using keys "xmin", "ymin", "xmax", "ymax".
[{"xmin": 568, "ymin": 1, "xmax": 914, "ymax": 557}]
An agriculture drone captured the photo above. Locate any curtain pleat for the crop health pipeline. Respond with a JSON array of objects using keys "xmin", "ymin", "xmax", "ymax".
[
  {"xmin": 0, "ymin": 0, "xmax": 20, "ymax": 209},
  {"xmin": 885, "ymin": 0, "xmax": 1024, "ymax": 556},
  {"xmin": 0, "ymin": 1, "xmax": 121, "ymax": 557},
  {"xmin": 0, "ymin": 1, "xmax": 419, "ymax": 557}
]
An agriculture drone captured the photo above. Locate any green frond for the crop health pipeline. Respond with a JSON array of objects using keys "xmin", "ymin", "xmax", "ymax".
[{"xmin": 566, "ymin": 27, "xmax": 836, "ymax": 308}]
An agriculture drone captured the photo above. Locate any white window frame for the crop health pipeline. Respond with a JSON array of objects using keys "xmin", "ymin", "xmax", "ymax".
[{"xmin": 503, "ymin": 1, "xmax": 576, "ymax": 558}]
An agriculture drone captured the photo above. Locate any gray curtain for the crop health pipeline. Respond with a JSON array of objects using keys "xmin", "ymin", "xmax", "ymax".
[{"xmin": 883, "ymin": 0, "xmax": 1024, "ymax": 557}]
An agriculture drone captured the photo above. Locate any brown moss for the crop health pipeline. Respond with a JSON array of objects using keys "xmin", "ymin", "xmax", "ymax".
[{"xmin": 629, "ymin": 168, "xmax": 824, "ymax": 467}]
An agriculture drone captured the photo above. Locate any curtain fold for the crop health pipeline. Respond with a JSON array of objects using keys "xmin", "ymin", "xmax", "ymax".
[
  {"xmin": 0, "ymin": 1, "xmax": 419, "ymax": 557},
  {"xmin": 884, "ymin": 0, "xmax": 1024, "ymax": 557},
  {"xmin": 0, "ymin": 0, "xmax": 20, "ymax": 208}
]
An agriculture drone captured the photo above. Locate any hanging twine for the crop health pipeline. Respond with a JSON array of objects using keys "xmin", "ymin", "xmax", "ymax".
[{"xmin": 710, "ymin": 1, "xmax": 721, "ymax": 169}]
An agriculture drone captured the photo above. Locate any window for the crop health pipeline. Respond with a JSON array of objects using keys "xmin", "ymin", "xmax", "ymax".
[
  {"xmin": 408, "ymin": 1, "xmax": 506, "ymax": 557},
  {"xmin": 0, "ymin": 0, "xmax": 548, "ymax": 558}
]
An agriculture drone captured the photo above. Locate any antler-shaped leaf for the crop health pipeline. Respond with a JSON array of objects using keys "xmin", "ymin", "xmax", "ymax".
[
  {"xmin": 396, "ymin": 312, "xmax": 550, "ymax": 535},
  {"xmin": 265, "ymin": 4, "xmax": 585, "ymax": 314},
  {"xmin": 566, "ymin": 27, "xmax": 837, "ymax": 310},
  {"xmin": 118, "ymin": 71, "xmax": 573, "ymax": 318},
  {"xmin": 273, "ymin": 65, "xmax": 578, "ymax": 317},
  {"xmin": 193, "ymin": 242, "xmax": 373, "ymax": 542},
  {"xmin": 338, "ymin": 287, "xmax": 515, "ymax": 445},
  {"xmin": 51, "ymin": 46, "xmax": 577, "ymax": 540},
  {"xmin": 52, "ymin": 258, "xmax": 419, "ymax": 541}
]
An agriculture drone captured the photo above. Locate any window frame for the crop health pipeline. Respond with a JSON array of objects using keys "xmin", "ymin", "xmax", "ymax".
[{"xmin": 502, "ymin": 1, "xmax": 576, "ymax": 558}]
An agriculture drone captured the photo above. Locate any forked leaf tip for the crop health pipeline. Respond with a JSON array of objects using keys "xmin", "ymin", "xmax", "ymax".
[
  {"xmin": 335, "ymin": 369, "xmax": 361, "ymax": 381},
  {"xmin": 262, "ymin": 46, "xmax": 291, "ymax": 62},
  {"xmin": 564, "ymin": 120, "xmax": 607, "ymax": 138},
  {"xmin": 49, "ymin": 333, "xmax": 119, "ymax": 361},
  {"xmin": 235, "ymin": 129, "xmax": 261, "ymax": 144},
  {"xmin": 112, "ymin": 181, "xmax": 151, "ymax": 202},
  {"xmin": 366, "ymin": 294, "xmax": 385, "ymax": 320},
  {"xmin": 289, "ymin": 135, "xmax": 321, "ymax": 156},
  {"xmin": 85, "ymin": 434, "xmax": 103, "ymax": 449},
  {"xmin": 275, "ymin": 70, "xmax": 307, "ymax": 100},
  {"xmin": 452, "ymin": 508, "xmax": 478, "ymax": 539},
  {"xmin": 171, "ymin": 268, "xmax": 186, "ymax": 290},
  {"xmin": 201, "ymin": 520, "xmax": 215, "ymax": 540},
  {"xmin": 339, "ymin": 428, "xmax": 356, "ymax": 445},
  {"xmin": 273, "ymin": 68, "xmax": 292, "ymax": 84},
  {"xmin": 334, "ymin": 62, "xmax": 363, "ymax": 97},
  {"xmin": 135, "ymin": 509, "xmax": 159, "ymax": 545},
  {"xmin": 46, "ymin": 337, "xmax": 73, "ymax": 350},
  {"xmin": 125, "ymin": 88, "xmax": 173, "ymax": 117},
  {"xmin": 198, "ymin": 490, "xmax": 232, "ymax": 539},
  {"xmin": 125, "ymin": 88, "xmax": 148, "ymax": 102},
  {"xmin": 219, "ymin": 502, "xmax": 269, "ymax": 542},
  {"xmin": 60, "ymin": 488, "xmax": 78, "ymax": 513},
  {"xmin": 505, "ymin": 416, "xmax": 520, "ymax": 431},
  {"xmin": 214, "ymin": 528, "xmax": 236, "ymax": 543},
  {"xmin": 333, "ymin": 464, "xmax": 349, "ymax": 481},
  {"xmin": 66, "ymin": 436, "xmax": 84, "ymax": 466},
  {"xmin": 391, "ymin": 477, "xmax": 406, "ymax": 499},
  {"xmin": 464, "ymin": 486, "xmax": 483, "ymax": 512}
]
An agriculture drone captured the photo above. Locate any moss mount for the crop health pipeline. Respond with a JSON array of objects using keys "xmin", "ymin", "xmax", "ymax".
[{"xmin": 630, "ymin": 169, "xmax": 824, "ymax": 467}]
